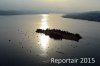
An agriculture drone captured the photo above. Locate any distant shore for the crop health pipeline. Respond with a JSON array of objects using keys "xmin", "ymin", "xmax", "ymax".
[
  {"xmin": 63, "ymin": 11, "xmax": 100, "ymax": 22},
  {"xmin": 0, "ymin": 10, "xmax": 49, "ymax": 15}
]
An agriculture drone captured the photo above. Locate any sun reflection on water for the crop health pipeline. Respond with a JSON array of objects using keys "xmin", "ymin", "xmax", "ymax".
[
  {"xmin": 40, "ymin": 34, "xmax": 49, "ymax": 50},
  {"xmin": 39, "ymin": 14, "xmax": 49, "ymax": 53},
  {"xmin": 40, "ymin": 14, "xmax": 48, "ymax": 30}
]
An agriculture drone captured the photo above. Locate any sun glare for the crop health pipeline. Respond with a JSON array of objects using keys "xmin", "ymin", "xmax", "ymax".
[
  {"xmin": 40, "ymin": 14, "xmax": 49, "ymax": 30},
  {"xmin": 39, "ymin": 14, "xmax": 49, "ymax": 52}
]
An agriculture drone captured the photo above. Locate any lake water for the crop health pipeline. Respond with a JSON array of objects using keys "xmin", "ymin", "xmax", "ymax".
[{"xmin": 0, "ymin": 14, "xmax": 100, "ymax": 66}]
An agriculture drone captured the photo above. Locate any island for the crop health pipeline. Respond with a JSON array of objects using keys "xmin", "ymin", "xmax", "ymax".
[{"xmin": 36, "ymin": 28, "xmax": 82, "ymax": 42}]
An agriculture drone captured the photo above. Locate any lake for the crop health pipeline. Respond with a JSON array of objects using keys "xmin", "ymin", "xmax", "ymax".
[{"xmin": 0, "ymin": 14, "xmax": 100, "ymax": 66}]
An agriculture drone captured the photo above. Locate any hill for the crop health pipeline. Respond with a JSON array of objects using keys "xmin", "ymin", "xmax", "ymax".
[{"xmin": 63, "ymin": 11, "xmax": 100, "ymax": 22}]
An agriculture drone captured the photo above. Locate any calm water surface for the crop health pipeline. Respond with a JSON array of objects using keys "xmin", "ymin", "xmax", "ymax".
[{"xmin": 0, "ymin": 14, "xmax": 100, "ymax": 66}]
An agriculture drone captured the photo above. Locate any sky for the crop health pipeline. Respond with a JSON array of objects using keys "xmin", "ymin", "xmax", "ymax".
[{"xmin": 0, "ymin": 0, "xmax": 100, "ymax": 12}]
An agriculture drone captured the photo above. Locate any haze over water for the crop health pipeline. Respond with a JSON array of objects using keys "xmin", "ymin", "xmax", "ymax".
[{"xmin": 0, "ymin": 0, "xmax": 100, "ymax": 13}]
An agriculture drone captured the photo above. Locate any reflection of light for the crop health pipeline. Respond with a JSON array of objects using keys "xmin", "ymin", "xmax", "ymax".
[
  {"xmin": 40, "ymin": 34, "xmax": 49, "ymax": 50},
  {"xmin": 39, "ymin": 14, "xmax": 49, "ymax": 52},
  {"xmin": 40, "ymin": 14, "xmax": 49, "ymax": 30}
]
